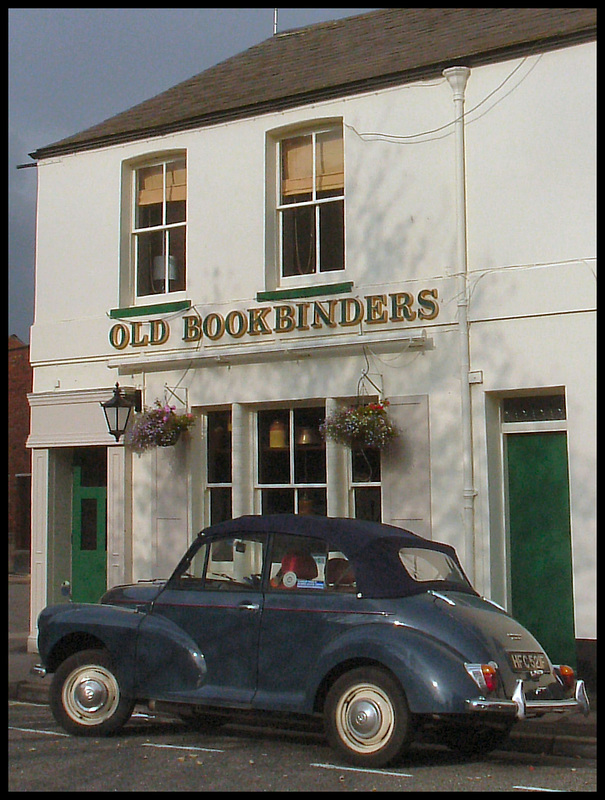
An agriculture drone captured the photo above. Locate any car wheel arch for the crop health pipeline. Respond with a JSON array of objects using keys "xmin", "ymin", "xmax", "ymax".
[
  {"xmin": 313, "ymin": 657, "xmax": 403, "ymax": 714},
  {"xmin": 309, "ymin": 631, "xmax": 473, "ymax": 716},
  {"xmin": 46, "ymin": 632, "xmax": 107, "ymax": 673}
]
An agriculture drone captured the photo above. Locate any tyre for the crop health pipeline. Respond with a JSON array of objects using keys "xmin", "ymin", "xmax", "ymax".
[
  {"xmin": 49, "ymin": 648, "xmax": 135, "ymax": 737},
  {"xmin": 324, "ymin": 667, "xmax": 413, "ymax": 768}
]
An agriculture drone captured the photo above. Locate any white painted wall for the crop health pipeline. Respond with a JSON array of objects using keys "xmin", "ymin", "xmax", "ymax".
[{"xmin": 29, "ymin": 40, "xmax": 596, "ymax": 638}]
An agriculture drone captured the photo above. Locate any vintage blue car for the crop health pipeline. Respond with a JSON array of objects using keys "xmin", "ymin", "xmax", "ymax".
[{"xmin": 36, "ymin": 515, "xmax": 589, "ymax": 767}]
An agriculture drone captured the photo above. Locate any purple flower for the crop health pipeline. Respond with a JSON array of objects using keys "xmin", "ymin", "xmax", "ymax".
[{"xmin": 125, "ymin": 400, "xmax": 196, "ymax": 454}]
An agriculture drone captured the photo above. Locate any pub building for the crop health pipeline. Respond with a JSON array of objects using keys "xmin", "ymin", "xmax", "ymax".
[{"xmin": 26, "ymin": 9, "xmax": 595, "ymax": 683}]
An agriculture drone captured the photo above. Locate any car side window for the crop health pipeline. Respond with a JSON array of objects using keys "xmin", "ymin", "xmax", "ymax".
[
  {"xmin": 268, "ymin": 534, "xmax": 356, "ymax": 593},
  {"xmin": 169, "ymin": 541, "xmax": 208, "ymax": 590},
  {"xmin": 205, "ymin": 535, "xmax": 266, "ymax": 591},
  {"xmin": 170, "ymin": 535, "xmax": 266, "ymax": 591},
  {"xmin": 325, "ymin": 552, "xmax": 357, "ymax": 593}
]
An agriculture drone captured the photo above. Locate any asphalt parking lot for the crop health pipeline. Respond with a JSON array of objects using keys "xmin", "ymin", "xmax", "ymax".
[{"xmin": 9, "ymin": 699, "xmax": 597, "ymax": 792}]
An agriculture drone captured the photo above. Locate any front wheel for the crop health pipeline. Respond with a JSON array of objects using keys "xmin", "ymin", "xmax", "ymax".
[
  {"xmin": 50, "ymin": 648, "xmax": 135, "ymax": 736},
  {"xmin": 324, "ymin": 667, "xmax": 413, "ymax": 768}
]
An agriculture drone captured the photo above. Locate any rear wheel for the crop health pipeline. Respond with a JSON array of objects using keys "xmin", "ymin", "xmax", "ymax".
[
  {"xmin": 324, "ymin": 667, "xmax": 413, "ymax": 768},
  {"xmin": 50, "ymin": 648, "xmax": 135, "ymax": 737}
]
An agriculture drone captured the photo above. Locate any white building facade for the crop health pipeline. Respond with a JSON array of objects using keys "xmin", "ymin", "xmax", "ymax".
[{"xmin": 27, "ymin": 10, "xmax": 596, "ymax": 682}]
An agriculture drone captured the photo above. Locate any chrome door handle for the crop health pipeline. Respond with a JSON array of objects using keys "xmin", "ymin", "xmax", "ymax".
[{"xmin": 238, "ymin": 601, "xmax": 260, "ymax": 611}]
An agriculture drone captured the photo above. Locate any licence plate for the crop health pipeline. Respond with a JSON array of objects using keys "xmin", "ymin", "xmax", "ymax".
[{"xmin": 508, "ymin": 651, "xmax": 548, "ymax": 672}]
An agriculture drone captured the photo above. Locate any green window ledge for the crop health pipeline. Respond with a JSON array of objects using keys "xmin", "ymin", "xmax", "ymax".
[
  {"xmin": 256, "ymin": 281, "xmax": 353, "ymax": 302},
  {"xmin": 109, "ymin": 300, "xmax": 192, "ymax": 319}
]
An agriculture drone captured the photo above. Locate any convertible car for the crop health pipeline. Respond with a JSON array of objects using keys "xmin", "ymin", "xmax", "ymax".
[{"xmin": 36, "ymin": 515, "xmax": 589, "ymax": 767}]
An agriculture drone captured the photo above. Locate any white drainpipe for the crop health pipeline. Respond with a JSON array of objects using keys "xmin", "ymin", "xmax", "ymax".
[{"xmin": 443, "ymin": 66, "xmax": 476, "ymax": 581}]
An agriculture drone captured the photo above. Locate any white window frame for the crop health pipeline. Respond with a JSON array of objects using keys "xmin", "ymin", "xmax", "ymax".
[
  {"xmin": 349, "ymin": 449, "xmax": 383, "ymax": 522},
  {"xmin": 131, "ymin": 154, "xmax": 187, "ymax": 302},
  {"xmin": 205, "ymin": 410, "xmax": 233, "ymax": 525},
  {"xmin": 276, "ymin": 124, "xmax": 344, "ymax": 285},
  {"xmin": 255, "ymin": 406, "xmax": 327, "ymax": 515}
]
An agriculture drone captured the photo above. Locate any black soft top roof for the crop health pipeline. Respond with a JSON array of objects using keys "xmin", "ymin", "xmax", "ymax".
[{"xmin": 199, "ymin": 514, "xmax": 473, "ymax": 598}]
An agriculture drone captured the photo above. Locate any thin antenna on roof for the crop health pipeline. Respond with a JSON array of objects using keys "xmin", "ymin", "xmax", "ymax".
[{"xmin": 273, "ymin": 8, "xmax": 278, "ymax": 35}]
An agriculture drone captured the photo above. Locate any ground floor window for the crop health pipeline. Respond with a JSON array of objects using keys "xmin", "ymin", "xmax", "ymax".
[
  {"xmin": 204, "ymin": 403, "xmax": 383, "ymax": 523},
  {"xmin": 351, "ymin": 446, "xmax": 381, "ymax": 521},
  {"xmin": 257, "ymin": 406, "xmax": 327, "ymax": 515},
  {"xmin": 207, "ymin": 410, "xmax": 232, "ymax": 523}
]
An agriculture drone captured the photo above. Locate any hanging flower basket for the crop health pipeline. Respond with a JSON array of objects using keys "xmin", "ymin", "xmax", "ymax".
[
  {"xmin": 125, "ymin": 401, "xmax": 195, "ymax": 454},
  {"xmin": 319, "ymin": 400, "xmax": 398, "ymax": 451}
]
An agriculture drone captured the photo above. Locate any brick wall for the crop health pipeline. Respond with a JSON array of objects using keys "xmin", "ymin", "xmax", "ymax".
[{"xmin": 8, "ymin": 335, "xmax": 32, "ymax": 564}]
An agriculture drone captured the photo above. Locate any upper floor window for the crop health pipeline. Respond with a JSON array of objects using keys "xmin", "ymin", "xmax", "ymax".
[
  {"xmin": 133, "ymin": 157, "xmax": 186, "ymax": 298},
  {"xmin": 278, "ymin": 126, "xmax": 344, "ymax": 278}
]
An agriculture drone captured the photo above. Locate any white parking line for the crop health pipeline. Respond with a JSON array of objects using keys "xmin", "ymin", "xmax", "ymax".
[
  {"xmin": 9, "ymin": 700, "xmax": 49, "ymax": 708},
  {"xmin": 9, "ymin": 726, "xmax": 69, "ymax": 737},
  {"xmin": 311, "ymin": 762, "xmax": 413, "ymax": 779},
  {"xmin": 513, "ymin": 787, "xmax": 565, "ymax": 793},
  {"xmin": 142, "ymin": 742, "xmax": 225, "ymax": 754}
]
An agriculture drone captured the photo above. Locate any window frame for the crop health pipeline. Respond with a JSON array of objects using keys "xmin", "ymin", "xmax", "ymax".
[
  {"xmin": 206, "ymin": 410, "xmax": 233, "ymax": 525},
  {"xmin": 349, "ymin": 445, "xmax": 383, "ymax": 522},
  {"xmin": 255, "ymin": 405, "xmax": 327, "ymax": 516},
  {"xmin": 130, "ymin": 153, "xmax": 187, "ymax": 302},
  {"xmin": 276, "ymin": 124, "xmax": 345, "ymax": 283}
]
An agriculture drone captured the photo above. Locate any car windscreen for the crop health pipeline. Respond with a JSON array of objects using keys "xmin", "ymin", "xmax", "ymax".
[{"xmin": 398, "ymin": 547, "xmax": 472, "ymax": 591}]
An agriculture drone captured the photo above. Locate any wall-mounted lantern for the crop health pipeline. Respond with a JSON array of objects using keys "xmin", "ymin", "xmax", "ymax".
[{"xmin": 100, "ymin": 383, "xmax": 140, "ymax": 442}]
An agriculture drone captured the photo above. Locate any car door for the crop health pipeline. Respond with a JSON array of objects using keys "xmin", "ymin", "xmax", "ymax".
[
  {"xmin": 255, "ymin": 532, "xmax": 359, "ymax": 712},
  {"xmin": 149, "ymin": 533, "xmax": 267, "ymax": 705}
]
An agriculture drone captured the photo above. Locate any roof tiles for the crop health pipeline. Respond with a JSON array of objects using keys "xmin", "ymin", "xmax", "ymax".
[{"xmin": 31, "ymin": 8, "xmax": 596, "ymax": 159}]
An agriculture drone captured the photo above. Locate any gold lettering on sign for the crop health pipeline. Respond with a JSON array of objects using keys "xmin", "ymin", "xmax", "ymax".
[
  {"xmin": 296, "ymin": 302, "xmax": 310, "ymax": 331},
  {"xmin": 339, "ymin": 297, "xmax": 364, "ymax": 326},
  {"xmin": 182, "ymin": 315, "xmax": 202, "ymax": 342},
  {"xmin": 417, "ymin": 288, "xmax": 439, "ymax": 320},
  {"xmin": 389, "ymin": 292, "xmax": 417, "ymax": 322},
  {"xmin": 130, "ymin": 321, "xmax": 149, "ymax": 347},
  {"xmin": 225, "ymin": 310, "xmax": 247, "ymax": 338},
  {"xmin": 109, "ymin": 323, "xmax": 129, "ymax": 350},
  {"xmin": 202, "ymin": 313, "xmax": 225, "ymax": 341},
  {"xmin": 149, "ymin": 319, "xmax": 169, "ymax": 345},
  {"xmin": 109, "ymin": 289, "xmax": 441, "ymax": 350},
  {"xmin": 273, "ymin": 305, "xmax": 296, "ymax": 333},
  {"xmin": 365, "ymin": 295, "xmax": 388, "ymax": 324},
  {"xmin": 311, "ymin": 299, "xmax": 337, "ymax": 329},
  {"xmin": 248, "ymin": 307, "xmax": 272, "ymax": 335}
]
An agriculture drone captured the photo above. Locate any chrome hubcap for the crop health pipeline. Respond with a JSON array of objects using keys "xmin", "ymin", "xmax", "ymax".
[
  {"xmin": 73, "ymin": 678, "xmax": 109, "ymax": 713},
  {"xmin": 62, "ymin": 664, "xmax": 119, "ymax": 726},
  {"xmin": 336, "ymin": 683, "xmax": 395, "ymax": 754},
  {"xmin": 347, "ymin": 699, "xmax": 381, "ymax": 739}
]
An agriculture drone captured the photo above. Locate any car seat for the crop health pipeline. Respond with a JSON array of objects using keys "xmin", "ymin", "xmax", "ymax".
[
  {"xmin": 271, "ymin": 552, "xmax": 318, "ymax": 588},
  {"xmin": 326, "ymin": 557, "xmax": 355, "ymax": 588}
]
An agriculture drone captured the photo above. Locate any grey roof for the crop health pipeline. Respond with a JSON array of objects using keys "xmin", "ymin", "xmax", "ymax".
[{"xmin": 31, "ymin": 7, "xmax": 596, "ymax": 160}]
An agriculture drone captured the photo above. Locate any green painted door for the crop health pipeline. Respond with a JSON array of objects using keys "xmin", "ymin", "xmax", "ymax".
[
  {"xmin": 506, "ymin": 432, "xmax": 576, "ymax": 668},
  {"xmin": 72, "ymin": 462, "xmax": 107, "ymax": 604}
]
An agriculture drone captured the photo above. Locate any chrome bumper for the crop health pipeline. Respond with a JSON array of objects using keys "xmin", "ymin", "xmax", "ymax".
[{"xmin": 467, "ymin": 679, "xmax": 590, "ymax": 720}]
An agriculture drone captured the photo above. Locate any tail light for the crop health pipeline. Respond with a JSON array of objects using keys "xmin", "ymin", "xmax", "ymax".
[
  {"xmin": 465, "ymin": 662, "xmax": 499, "ymax": 694},
  {"xmin": 554, "ymin": 664, "xmax": 575, "ymax": 690}
]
